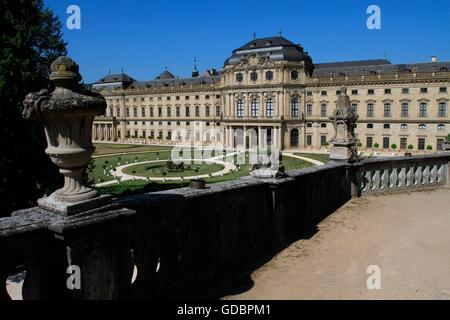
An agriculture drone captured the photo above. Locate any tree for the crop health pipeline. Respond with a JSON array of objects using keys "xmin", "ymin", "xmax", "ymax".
[
  {"xmin": 0, "ymin": 0, "xmax": 67, "ymax": 216},
  {"xmin": 391, "ymin": 144, "xmax": 397, "ymax": 150},
  {"xmin": 408, "ymin": 145, "xmax": 414, "ymax": 150}
]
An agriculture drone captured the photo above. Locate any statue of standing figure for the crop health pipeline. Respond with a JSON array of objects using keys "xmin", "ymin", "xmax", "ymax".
[{"xmin": 329, "ymin": 86, "xmax": 359, "ymax": 162}]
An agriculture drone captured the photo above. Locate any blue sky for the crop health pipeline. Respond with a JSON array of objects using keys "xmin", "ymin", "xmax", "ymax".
[{"xmin": 44, "ymin": 0, "xmax": 450, "ymax": 83}]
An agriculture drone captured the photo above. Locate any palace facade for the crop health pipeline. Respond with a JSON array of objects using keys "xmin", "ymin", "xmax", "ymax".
[{"xmin": 92, "ymin": 36, "xmax": 450, "ymax": 152}]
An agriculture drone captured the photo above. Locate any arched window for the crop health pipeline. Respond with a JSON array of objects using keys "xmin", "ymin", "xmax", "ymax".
[
  {"xmin": 149, "ymin": 107, "xmax": 154, "ymax": 117},
  {"xmin": 383, "ymin": 124, "xmax": 391, "ymax": 129},
  {"xmin": 266, "ymin": 99, "xmax": 274, "ymax": 118},
  {"xmin": 167, "ymin": 106, "xmax": 171, "ymax": 117},
  {"xmin": 195, "ymin": 106, "xmax": 200, "ymax": 117},
  {"xmin": 367, "ymin": 123, "xmax": 374, "ymax": 129},
  {"xmin": 401, "ymin": 124, "xmax": 408, "ymax": 130},
  {"xmin": 250, "ymin": 71, "xmax": 258, "ymax": 81},
  {"xmin": 158, "ymin": 107, "xmax": 162, "ymax": 117},
  {"xmin": 266, "ymin": 71, "xmax": 273, "ymax": 81},
  {"xmin": 291, "ymin": 70, "xmax": 299, "ymax": 80},
  {"xmin": 307, "ymin": 123, "xmax": 313, "ymax": 128},
  {"xmin": 236, "ymin": 73, "xmax": 243, "ymax": 82},
  {"xmin": 320, "ymin": 104, "xmax": 327, "ymax": 117},
  {"xmin": 251, "ymin": 99, "xmax": 259, "ymax": 118},
  {"xmin": 321, "ymin": 123, "xmax": 327, "ymax": 128},
  {"xmin": 438, "ymin": 124, "xmax": 445, "ymax": 130},
  {"xmin": 419, "ymin": 124, "xmax": 427, "ymax": 130},
  {"xmin": 236, "ymin": 100, "xmax": 244, "ymax": 118},
  {"xmin": 291, "ymin": 98, "xmax": 299, "ymax": 117},
  {"xmin": 306, "ymin": 104, "xmax": 313, "ymax": 117}
]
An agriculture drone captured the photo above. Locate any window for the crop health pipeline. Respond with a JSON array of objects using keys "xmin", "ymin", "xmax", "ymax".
[
  {"xmin": 320, "ymin": 104, "xmax": 327, "ymax": 117},
  {"xmin": 420, "ymin": 88, "xmax": 428, "ymax": 93},
  {"xmin": 149, "ymin": 107, "xmax": 154, "ymax": 117},
  {"xmin": 205, "ymin": 95, "xmax": 210, "ymax": 100},
  {"xmin": 321, "ymin": 123, "xmax": 327, "ymax": 128},
  {"xmin": 266, "ymin": 71, "xmax": 273, "ymax": 81},
  {"xmin": 236, "ymin": 100, "xmax": 244, "ymax": 118},
  {"xmin": 185, "ymin": 106, "xmax": 190, "ymax": 117},
  {"xmin": 401, "ymin": 124, "xmax": 408, "ymax": 130},
  {"xmin": 438, "ymin": 102, "xmax": 447, "ymax": 117},
  {"xmin": 351, "ymin": 90, "xmax": 358, "ymax": 95},
  {"xmin": 266, "ymin": 99, "xmax": 274, "ymax": 118},
  {"xmin": 291, "ymin": 98, "xmax": 299, "ymax": 117},
  {"xmin": 418, "ymin": 138, "xmax": 426, "ymax": 150},
  {"xmin": 384, "ymin": 89, "xmax": 391, "ymax": 94},
  {"xmin": 307, "ymin": 91, "xmax": 313, "ymax": 96},
  {"xmin": 383, "ymin": 137, "xmax": 390, "ymax": 149},
  {"xmin": 251, "ymin": 99, "xmax": 259, "ymax": 118},
  {"xmin": 291, "ymin": 70, "xmax": 299, "ymax": 80},
  {"xmin": 167, "ymin": 107, "xmax": 171, "ymax": 117},
  {"xmin": 176, "ymin": 106, "xmax": 180, "ymax": 117},
  {"xmin": 195, "ymin": 106, "xmax": 200, "ymax": 117},
  {"xmin": 216, "ymin": 106, "xmax": 221, "ymax": 117},
  {"xmin": 366, "ymin": 137, "xmax": 373, "ymax": 148},
  {"xmin": 438, "ymin": 124, "xmax": 445, "ymax": 131},
  {"xmin": 185, "ymin": 96, "xmax": 190, "ymax": 100},
  {"xmin": 367, "ymin": 103, "xmax": 374, "ymax": 117},
  {"xmin": 419, "ymin": 124, "xmax": 426, "ymax": 130},
  {"xmin": 133, "ymin": 107, "xmax": 138, "ymax": 117},
  {"xmin": 321, "ymin": 91, "xmax": 327, "ymax": 96},
  {"xmin": 440, "ymin": 87, "xmax": 447, "ymax": 93},
  {"xmin": 306, "ymin": 104, "xmax": 313, "ymax": 117},
  {"xmin": 384, "ymin": 103, "xmax": 391, "ymax": 117},
  {"xmin": 401, "ymin": 103, "xmax": 409, "ymax": 117},
  {"xmin": 351, "ymin": 104, "xmax": 358, "ymax": 114},
  {"xmin": 402, "ymin": 88, "xmax": 409, "ymax": 94},
  {"xmin": 367, "ymin": 124, "xmax": 374, "ymax": 129},
  {"xmin": 419, "ymin": 103, "xmax": 427, "ymax": 117},
  {"xmin": 336, "ymin": 90, "xmax": 341, "ymax": 95},
  {"xmin": 250, "ymin": 71, "xmax": 258, "ymax": 81},
  {"xmin": 206, "ymin": 106, "xmax": 210, "ymax": 117},
  {"xmin": 126, "ymin": 108, "xmax": 130, "ymax": 117},
  {"xmin": 116, "ymin": 107, "xmax": 120, "ymax": 117},
  {"xmin": 383, "ymin": 124, "xmax": 391, "ymax": 129},
  {"xmin": 400, "ymin": 138, "xmax": 408, "ymax": 150},
  {"xmin": 437, "ymin": 139, "xmax": 445, "ymax": 151},
  {"xmin": 321, "ymin": 135, "xmax": 327, "ymax": 146},
  {"xmin": 306, "ymin": 123, "xmax": 313, "ymax": 128},
  {"xmin": 368, "ymin": 89, "xmax": 375, "ymax": 95},
  {"xmin": 176, "ymin": 96, "xmax": 180, "ymax": 101},
  {"xmin": 306, "ymin": 135, "xmax": 312, "ymax": 146},
  {"xmin": 236, "ymin": 73, "xmax": 243, "ymax": 82}
]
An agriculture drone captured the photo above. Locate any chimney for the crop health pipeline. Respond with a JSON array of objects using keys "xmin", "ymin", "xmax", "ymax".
[{"xmin": 431, "ymin": 56, "xmax": 437, "ymax": 63}]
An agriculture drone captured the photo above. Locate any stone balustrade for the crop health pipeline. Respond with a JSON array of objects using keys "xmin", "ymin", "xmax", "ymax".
[{"xmin": 2, "ymin": 153, "xmax": 448, "ymax": 300}]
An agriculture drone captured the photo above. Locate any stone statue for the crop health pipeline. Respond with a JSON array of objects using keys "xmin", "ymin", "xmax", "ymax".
[
  {"xmin": 329, "ymin": 86, "xmax": 359, "ymax": 162},
  {"xmin": 23, "ymin": 56, "xmax": 110, "ymax": 215}
]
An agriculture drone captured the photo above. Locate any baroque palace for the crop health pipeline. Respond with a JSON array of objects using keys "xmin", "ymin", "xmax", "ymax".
[{"xmin": 92, "ymin": 36, "xmax": 450, "ymax": 152}]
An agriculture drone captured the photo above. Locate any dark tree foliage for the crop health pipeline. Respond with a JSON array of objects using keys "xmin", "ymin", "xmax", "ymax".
[{"xmin": 0, "ymin": 0, "xmax": 67, "ymax": 216}]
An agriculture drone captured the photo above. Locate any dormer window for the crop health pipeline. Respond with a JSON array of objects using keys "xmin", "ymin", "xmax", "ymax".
[
  {"xmin": 266, "ymin": 40, "xmax": 272, "ymax": 46},
  {"xmin": 266, "ymin": 71, "xmax": 273, "ymax": 81},
  {"xmin": 291, "ymin": 70, "xmax": 299, "ymax": 80},
  {"xmin": 250, "ymin": 71, "xmax": 258, "ymax": 82},
  {"xmin": 236, "ymin": 73, "xmax": 243, "ymax": 82}
]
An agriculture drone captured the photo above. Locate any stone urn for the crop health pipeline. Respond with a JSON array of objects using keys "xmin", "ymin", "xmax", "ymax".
[{"xmin": 23, "ymin": 56, "xmax": 110, "ymax": 215}]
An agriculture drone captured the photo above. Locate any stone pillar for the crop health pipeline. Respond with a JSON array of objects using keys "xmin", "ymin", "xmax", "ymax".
[{"xmin": 329, "ymin": 86, "xmax": 359, "ymax": 163}]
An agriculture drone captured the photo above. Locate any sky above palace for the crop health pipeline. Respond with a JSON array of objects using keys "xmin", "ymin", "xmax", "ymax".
[{"xmin": 44, "ymin": 0, "xmax": 450, "ymax": 83}]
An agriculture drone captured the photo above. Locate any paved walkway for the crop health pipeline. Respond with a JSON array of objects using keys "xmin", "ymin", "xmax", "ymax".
[
  {"xmin": 283, "ymin": 153, "xmax": 325, "ymax": 166},
  {"xmin": 225, "ymin": 188, "xmax": 450, "ymax": 300}
]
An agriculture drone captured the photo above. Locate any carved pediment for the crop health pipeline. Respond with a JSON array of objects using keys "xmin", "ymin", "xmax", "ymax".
[{"xmin": 232, "ymin": 53, "xmax": 276, "ymax": 70}]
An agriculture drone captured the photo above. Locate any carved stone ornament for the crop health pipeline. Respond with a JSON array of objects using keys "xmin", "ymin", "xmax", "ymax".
[
  {"xmin": 329, "ymin": 86, "xmax": 359, "ymax": 162},
  {"xmin": 23, "ymin": 56, "xmax": 110, "ymax": 215}
]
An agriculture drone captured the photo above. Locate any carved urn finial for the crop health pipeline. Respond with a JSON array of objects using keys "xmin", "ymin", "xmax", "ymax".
[
  {"xmin": 329, "ymin": 86, "xmax": 359, "ymax": 162},
  {"xmin": 23, "ymin": 56, "xmax": 109, "ymax": 215}
]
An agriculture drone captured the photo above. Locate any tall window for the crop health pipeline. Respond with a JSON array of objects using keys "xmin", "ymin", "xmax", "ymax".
[
  {"xmin": 266, "ymin": 99, "xmax": 274, "ymax": 118},
  {"xmin": 366, "ymin": 137, "xmax": 373, "ymax": 148},
  {"xmin": 401, "ymin": 103, "xmax": 409, "ymax": 117},
  {"xmin": 195, "ymin": 106, "xmax": 200, "ymax": 117},
  {"xmin": 176, "ymin": 106, "xmax": 180, "ymax": 117},
  {"xmin": 400, "ymin": 138, "xmax": 408, "ymax": 150},
  {"xmin": 216, "ymin": 106, "xmax": 221, "ymax": 117},
  {"xmin": 384, "ymin": 103, "xmax": 391, "ymax": 117},
  {"xmin": 150, "ymin": 107, "xmax": 154, "ymax": 117},
  {"xmin": 251, "ymin": 99, "xmax": 259, "ymax": 118},
  {"xmin": 438, "ymin": 102, "xmax": 447, "ymax": 117},
  {"xmin": 320, "ymin": 104, "xmax": 327, "ymax": 117},
  {"xmin": 205, "ymin": 106, "xmax": 210, "ymax": 117},
  {"xmin": 306, "ymin": 104, "xmax": 313, "ymax": 117},
  {"xmin": 291, "ymin": 98, "xmax": 299, "ymax": 117},
  {"xmin": 383, "ymin": 137, "xmax": 390, "ymax": 149},
  {"xmin": 351, "ymin": 104, "xmax": 358, "ymax": 115},
  {"xmin": 116, "ymin": 107, "xmax": 120, "ymax": 117},
  {"xmin": 419, "ymin": 103, "xmax": 427, "ymax": 117},
  {"xmin": 141, "ymin": 107, "xmax": 145, "ymax": 117},
  {"xmin": 437, "ymin": 139, "xmax": 445, "ymax": 151},
  {"xmin": 418, "ymin": 138, "xmax": 426, "ymax": 150},
  {"xmin": 367, "ymin": 103, "xmax": 374, "ymax": 117},
  {"xmin": 133, "ymin": 107, "xmax": 138, "ymax": 117},
  {"xmin": 185, "ymin": 106, "xmax": 190, "ymax": 117},
  {"xmin": 158, "ymin": 107, "xmax": 162, "ymax": 117},
  {"xmin": 236, "ymin": 100, "xmax": 244, "ymax": 118},
  {"xmin": 167, "ymin": 107, "xmax": 171, "ymax": 117}
]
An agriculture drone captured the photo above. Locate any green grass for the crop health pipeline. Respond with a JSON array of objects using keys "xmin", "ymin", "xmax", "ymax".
[
  {"xmin": 294, "ymin": 153, "xmax": 330, "ymax": 163},
  {"xmin": 122, "ymin": 161, "xmax": 224, "ymax": 178}
]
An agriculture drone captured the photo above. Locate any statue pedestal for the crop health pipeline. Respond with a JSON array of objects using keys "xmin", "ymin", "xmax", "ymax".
[
  {"xmin": 330, "ymin": 145, "xmax": 357, "ymax": 162},
  {"xmin": 38, "ymin": 194, "xmax": 113, "ymax": 216}
]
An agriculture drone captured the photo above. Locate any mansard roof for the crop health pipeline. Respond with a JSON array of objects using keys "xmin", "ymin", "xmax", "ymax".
[
  {"xmin": 94, "ymin": 73, "xmax": 135, "ymax": 84},
  {"xmin": 155, "ymin": 70, "xmax": 176, "ymax": 80},
  {"xmin": 313, "ymin": 59, "xmax": 450, "ymax": 77}
]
